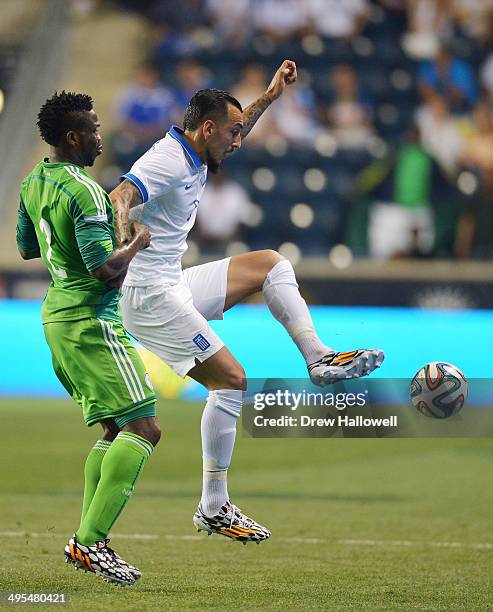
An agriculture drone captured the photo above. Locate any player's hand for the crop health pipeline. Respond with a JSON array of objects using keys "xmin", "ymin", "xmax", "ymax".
[
  {"xmin": 265, "ymin": 60, "xmax": 297, "ymax": 102},
  {"xmin": 131, "ymin": 222, "xmax": 151, "ymax": 250}
]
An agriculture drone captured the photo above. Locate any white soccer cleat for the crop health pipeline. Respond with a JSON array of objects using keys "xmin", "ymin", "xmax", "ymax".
[
  {"xmin": 64, "ymin": 534, "xmax": 136, "ymax": 586},
  {"xmin": 193, "ymin": 501, "xmax": 271, "ymax": 544},
  {"xmin": 104, "ymin": 539, "xmax": 142, "ymax": 581},
  {"xmin": 308, "ymin": 349, "xmax": 385, "ymax": 387}
]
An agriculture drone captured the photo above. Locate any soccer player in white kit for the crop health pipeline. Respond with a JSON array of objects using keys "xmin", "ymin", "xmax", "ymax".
[{"xmin": 110, "ymin": 60, "xmax": 384, "ymax": 543}]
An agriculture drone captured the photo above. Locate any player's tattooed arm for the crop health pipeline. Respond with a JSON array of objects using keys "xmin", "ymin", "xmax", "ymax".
[
  {"xmin": 241, "ymin": 59, "xmax": 297, "ymax": 140},
  {"xmin": 109, "ymin": 179, "xmax": 143, "ymax": 245},
  {"xmin": 241, "ymin": 94, "xmax": 273, "ymax": 140},
  {"xmin": 91, "ymin": 222, "xmax": 151, "ymax": 289}
]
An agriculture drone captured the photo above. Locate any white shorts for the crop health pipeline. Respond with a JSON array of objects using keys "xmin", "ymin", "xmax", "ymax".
[{"xmin": 121, "ymin": 258, "xmax": 230, "ymax": 377}]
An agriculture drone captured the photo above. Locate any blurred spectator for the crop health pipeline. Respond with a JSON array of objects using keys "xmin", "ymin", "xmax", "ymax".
[
  {"xmin": 114, "ymin": 62, "xmax": 175, "ymax": 143},
  {"xmin": 358, "ymin": 128, "xmax": 452, "ymax": 259},
  {"xmin": 455, "ymin": 101, "xmax": 493, "ymax": 258},
  {"xmin": 451, "ymin": 0, "xmax": 493, "ymax": 43},
  {"xmin": 455, "ymin": 190, "xmax": 493, "ymax": 259},
  {"xmin": 269, "ymin": 82, "xmax": 320, "ymax": 147},
  {"xmin": 195, "ymin": 172, "xmax": 252, "ymax": 254},
  {"xmin": 251, "ymin": 0, "xmax": 309, "ymax": 43},
  {"xmin": 402, "ymin": 0, "xmax": 451, "ymax": 59},
  {"xmin": 417, "ymin": 45, "xmax": 478, "ymax": 114},
  {"xmin": 320, "ymin": 63, "xmax": 375, "ymax": 150},
  {"xmin": 112, "ymin": 62, "xmax": 176, "ymax": 166},
  {"xmin": 460, "ymin": 101, "xmax": 493, "ymax": 175},
  {"xmin": 206, "ymin": 0, "xmax": 253, "ymax": 48},
  {"xmin": 171, "ymin": 59, "xmax": 212, "ymax": 121},
  {"xmin": 479, "ymin": 52, "xmax": 493, "ymax": 101},
  {"xmin": 415, "ymin": 94, "xmax": 465, "ymax": 175},
  {"xmin": 306, "ymin": 0, "xmax": 369, "ymax": 40},
  {"xmin": 231, "ymin": 64, "xmax": 277, "ymax": 147}
]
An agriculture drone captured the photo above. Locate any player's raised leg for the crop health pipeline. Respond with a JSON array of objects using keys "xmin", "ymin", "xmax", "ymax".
[
  {"xmin": 187, "ymin": 348, "xmax": 271, "ymax": 544},
  {"xmin": 225, "ymin": 250, "xmax": 384, "ymax": 386}
]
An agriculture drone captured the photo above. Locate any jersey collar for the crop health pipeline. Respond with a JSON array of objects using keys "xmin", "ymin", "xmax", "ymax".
[{"xmin": 168, "ymin": 125, "xmax": 205, "ymax": 171}]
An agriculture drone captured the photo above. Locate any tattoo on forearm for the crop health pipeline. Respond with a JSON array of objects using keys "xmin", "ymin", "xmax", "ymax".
[
  {"xmin": 241, "ymin": 94, "xmax": 272, "ymax": 139},
  {"xmin": 110, "ymin": 180, "xmax": 140, "ymax": 245},
  {"xmin": 113, "ymin": 206, "xmax": 129, "ymax": 246}
]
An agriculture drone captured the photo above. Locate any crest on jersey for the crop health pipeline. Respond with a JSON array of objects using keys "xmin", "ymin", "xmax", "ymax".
[{"xmin": 193, "ymin": 334, "xmax": 211, "ymax": 351}]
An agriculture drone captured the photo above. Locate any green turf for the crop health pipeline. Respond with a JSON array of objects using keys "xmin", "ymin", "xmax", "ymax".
[{"xmin": 0, "ymin": 398, "xmax": 492, "ymax": 611}]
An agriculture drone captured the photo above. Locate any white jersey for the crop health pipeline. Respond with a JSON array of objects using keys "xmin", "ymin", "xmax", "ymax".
[{"xmin": 121, "ymin": 126, "xmax": 208, "ymax": 285}]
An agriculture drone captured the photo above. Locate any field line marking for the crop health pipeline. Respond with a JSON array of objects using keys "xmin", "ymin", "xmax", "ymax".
[
  {"xmin": 337, "ymin": 538, "xmax": 493, "ymax": 550},
  {"xmin": 0, "ymin": 531, "xmax": 492, "ymax": 549}
]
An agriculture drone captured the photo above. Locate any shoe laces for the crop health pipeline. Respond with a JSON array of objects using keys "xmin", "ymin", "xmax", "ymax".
[
  {"xmin": 227, "ymin": 503, "xmax": 254, "ymax": 529},
  {"xmin": 94, "ymin": 539, "xmax": 119, "ymax": 564}
]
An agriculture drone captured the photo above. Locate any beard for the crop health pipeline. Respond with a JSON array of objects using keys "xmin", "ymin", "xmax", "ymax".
[
  {"xmin": 84, "ymin": 149, "xmax": 98, "ymax": 167},
  {"xmin": 205, "ymin": 149, "xmax": 222, "ymax": 174}
]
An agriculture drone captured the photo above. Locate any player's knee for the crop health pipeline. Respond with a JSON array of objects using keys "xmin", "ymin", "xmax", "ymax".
[
  {"xmin": 263, "ymin": 249, "xmax": 285, "ymax": 272},
  {"xmin": 124, "ymin": 417, "xmax": 161, "ymax": 447},
  {"xmin": 147, "ymin": 421, "xmax": 161, "ymax": 447},
  {"xmin": 249, "ymin": 250, "xmax": 285, "ymax": 291}
]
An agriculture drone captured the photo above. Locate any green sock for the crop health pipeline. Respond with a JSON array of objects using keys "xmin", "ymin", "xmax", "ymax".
[
  {"xmin": 81, "ymin": 439, "xmax": 112, "ymax": 522},
  {"xmin": 76, "ymin": 432, "xmax": 153, "ymax": 545}
]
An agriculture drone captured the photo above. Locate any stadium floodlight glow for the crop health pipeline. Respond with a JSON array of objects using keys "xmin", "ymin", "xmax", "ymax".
[
  {"xmin": 314, "ymin": 133, "xmax": 337, "ymax": 158},
  {"xmin": 278, "ymin": 242, "xmax": 301, "ymax": 265},
  {"xmin": 290, "ymin": 203, "xmax": 314, "ymax": 229},
  {"xmin": 252, "ymin": 167, "xmax": 276, "ymax": 191},
  {"xmin": 457, "ymin": 171, "xmax": 478, "ymax": 195},
  {"xmin": 329, "ymin": 244, "xmax": 353, "ymax": 269},
  {"xmin": 242, "ymin": 203, "xmax": 263, "ymax": 227},
  {"xmin": 304, "ymin": 168, "xmax": 326, "ymax": 192},
  {"xmin": 301, "ymin": 34, "xmax": 324, "ymax": 56},
  {"xmin": 265, "ymin": 134, "xmax": 288, "ymax": 157}
]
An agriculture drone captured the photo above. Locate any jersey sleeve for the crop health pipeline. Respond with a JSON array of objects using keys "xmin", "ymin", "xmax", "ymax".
[
  {"xmin": 16, "ymin": 197, "xmax": 40, "ymax": 257},
  {"xmin": 121, "ymin": 141, "xmax": 181, "ymax": 203},
  {"xmin": 69, "ymin": 190, "xmax": 114, "ymax": 273}
]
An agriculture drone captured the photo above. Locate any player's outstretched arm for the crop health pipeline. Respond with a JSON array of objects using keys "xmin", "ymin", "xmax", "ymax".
[
  {"xmin": 241, "ymin": 59, "xmax": 297, "ymax": 140},
  {"xmin": 91, "ymin": 222, "xmax": 150, "ymax": 288},
  {"xmin": 109, "ymin": 179, "xmax": 143, "ymax": 245}
]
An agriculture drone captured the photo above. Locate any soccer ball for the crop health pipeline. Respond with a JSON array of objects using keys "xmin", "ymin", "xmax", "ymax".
[{"xmin": 410, "ymin": 362, "xmax": 467, "ymax": 418}]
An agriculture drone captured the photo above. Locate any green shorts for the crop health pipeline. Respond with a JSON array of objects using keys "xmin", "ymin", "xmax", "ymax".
[{"xmin": 43, "ymin": 317, "xmax": 156, "ymax": 427}]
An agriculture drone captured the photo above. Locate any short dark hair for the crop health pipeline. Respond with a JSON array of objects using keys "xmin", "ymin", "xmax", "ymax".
[
  {"xmin": 183, "ymin": 89, "xmax": 242, "ymax": 131},
  {"xmin": 37, "ymin": 91, "xmax": 94, "ymax": 146}
]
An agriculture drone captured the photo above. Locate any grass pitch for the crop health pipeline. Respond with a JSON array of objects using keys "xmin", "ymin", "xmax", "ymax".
[{"xmin": 0, "ymin": 398, "xmax": 492, "ymax": 611}]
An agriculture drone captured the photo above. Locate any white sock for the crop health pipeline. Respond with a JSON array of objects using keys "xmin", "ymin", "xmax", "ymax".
[
  {"xmin": 200, "ymin": 389, "xmax": 243, "ymax": 517},
  {"xmin": 262, "ymin": 259, "xmax": 332, "ymax": 365}
]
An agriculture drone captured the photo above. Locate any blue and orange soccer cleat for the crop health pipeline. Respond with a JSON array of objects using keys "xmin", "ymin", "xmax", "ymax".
[
  {"xmin": 308, "ymin": 349, "xmax": 385, "ymax": 386},
  {"xmin": 193, "ymin": 501, "xmax": 271, "ymax": 545}
]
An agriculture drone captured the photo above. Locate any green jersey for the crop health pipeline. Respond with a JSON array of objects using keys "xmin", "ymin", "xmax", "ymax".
[{"xmin": 16, "ymin": 160, "xmax": 119, "ymax": 323}]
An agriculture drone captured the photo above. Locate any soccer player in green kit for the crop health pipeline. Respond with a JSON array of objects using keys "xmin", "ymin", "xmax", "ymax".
[{"xmin": 16, "ymin": 91, "xmax": 160, "ymax": 586}]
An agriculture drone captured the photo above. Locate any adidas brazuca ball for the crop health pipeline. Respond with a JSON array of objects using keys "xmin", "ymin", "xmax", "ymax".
[{"xmin": 410, "ymin": 362, "xmax": 467, "ymax": 418}]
